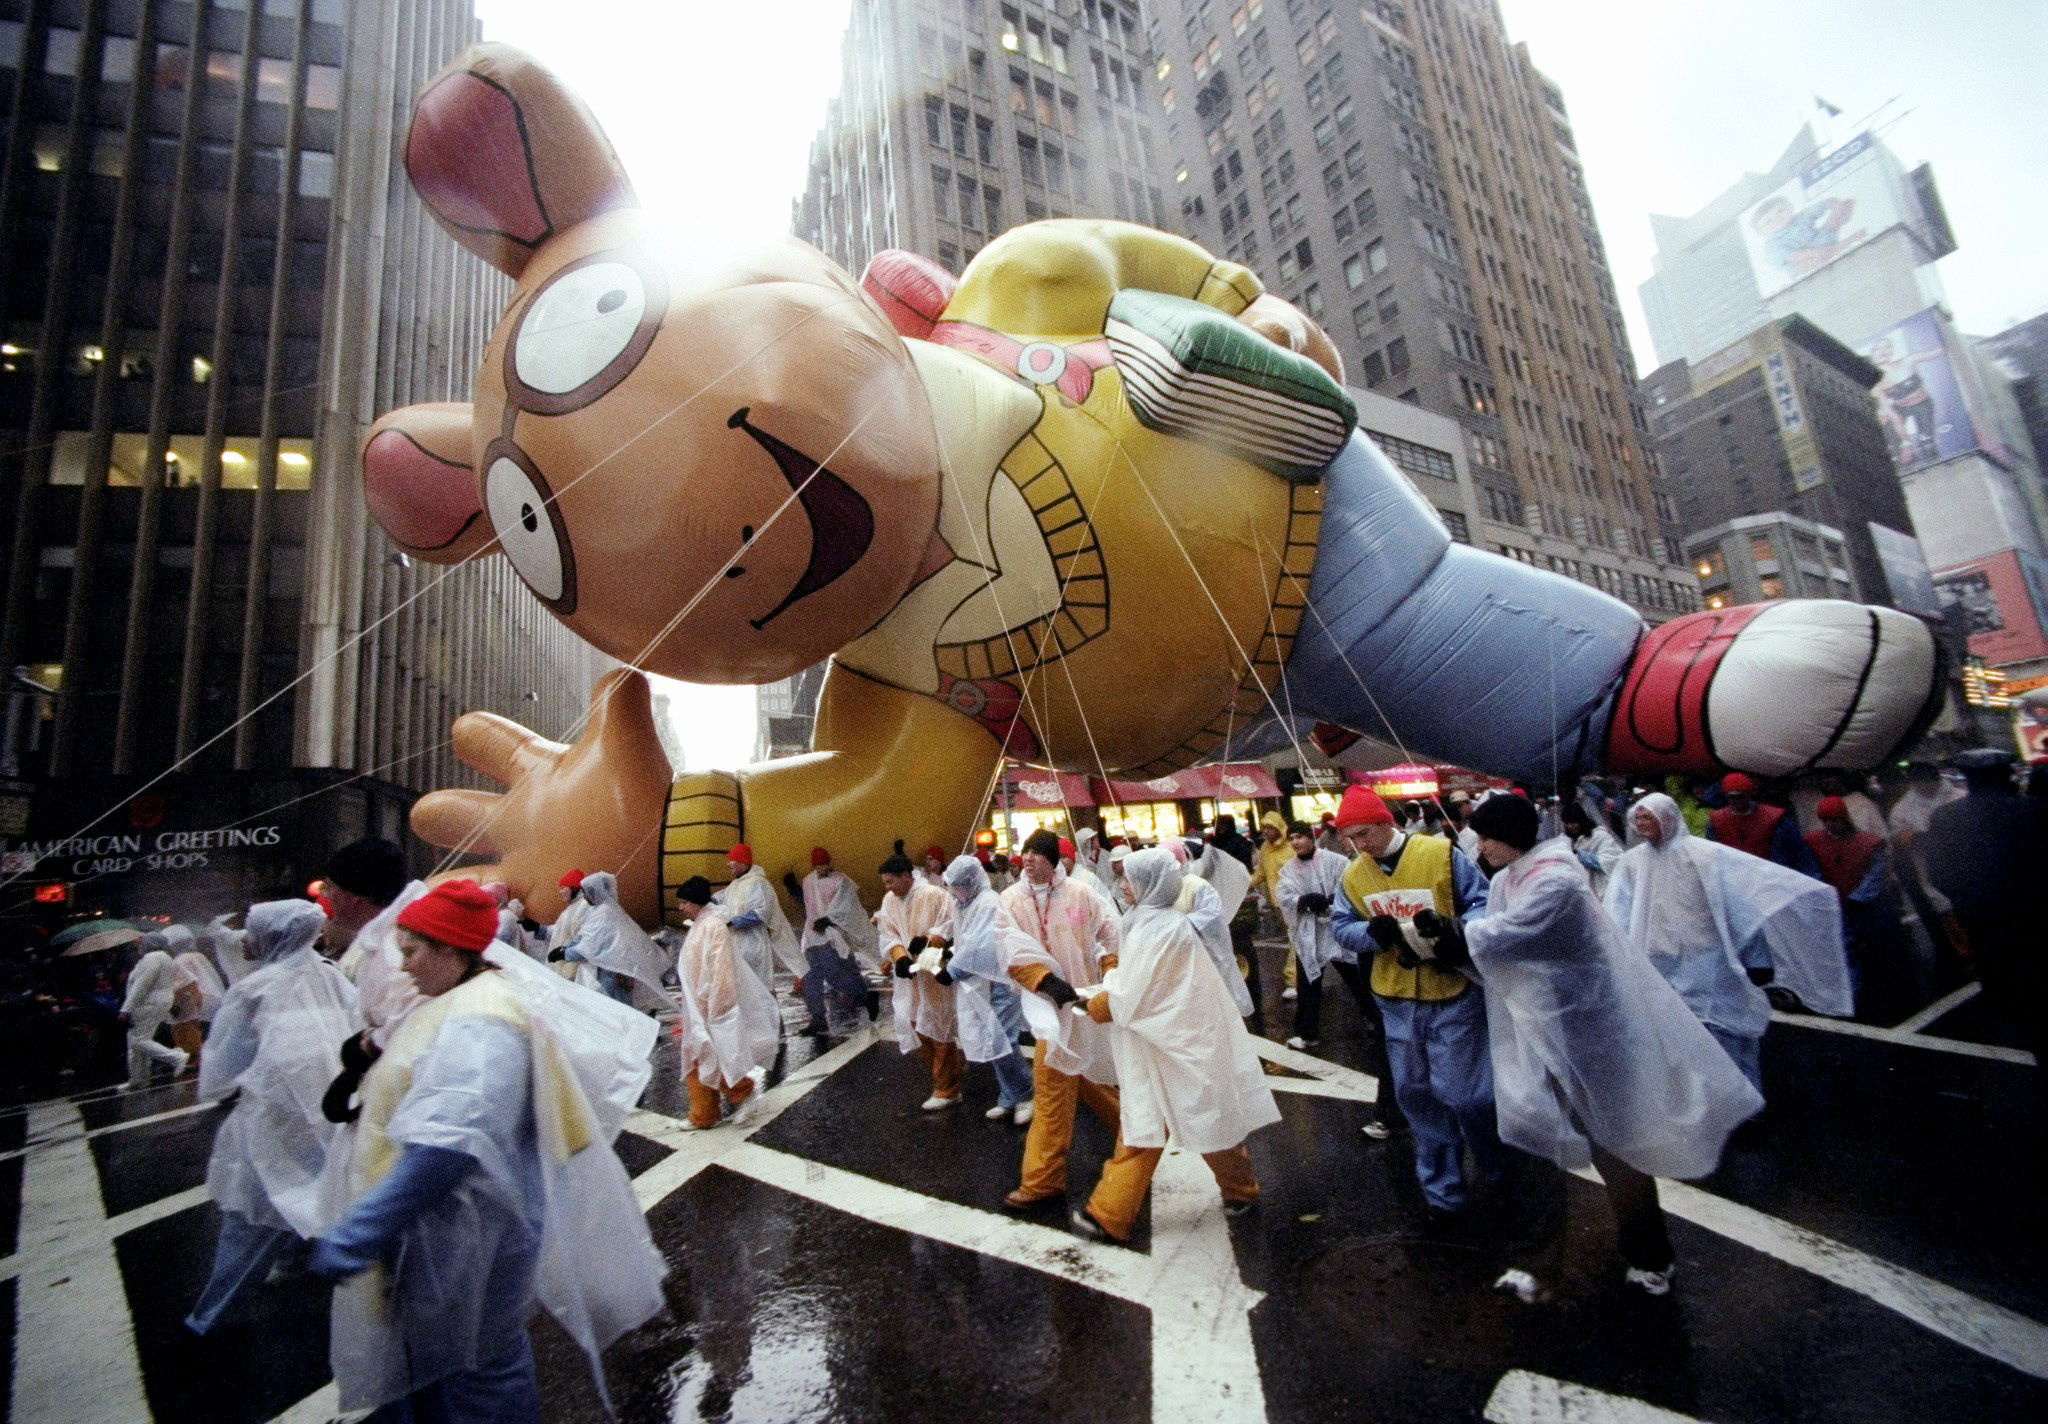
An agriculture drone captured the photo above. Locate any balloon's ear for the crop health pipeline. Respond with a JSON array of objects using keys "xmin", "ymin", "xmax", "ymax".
[
  {"xmin": 405, "ymin": 43, "xmax": 637, "ymax": 278},
  {"xmin": 361, "ymin": 402, "xmax": 497, "ymax": 564}
]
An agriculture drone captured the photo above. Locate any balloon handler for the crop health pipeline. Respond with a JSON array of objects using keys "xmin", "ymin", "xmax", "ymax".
[{"xmin": 360, "ymin": 45, "xmax": 1946, "ymax": 932}]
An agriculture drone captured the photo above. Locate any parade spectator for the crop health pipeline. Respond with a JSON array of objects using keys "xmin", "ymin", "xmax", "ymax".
[
  {"xmin": 1560, "ymin": 801, "xmax": 1624, "ymax": 898},
  {"xmin": 1331, "ymin": 786, "xmax": 1496, "ymax": 1221},
  {"xmin": 877, "ymin": 844, "xmax": 963, "ymax": 1111},
  {"xmin": 942, "ymin": 854, "xmax": 1037, "ymax": 1125},
  {"xmin": 1067, "ymin": 848, "xmax": 1280, "ymax": 1241},
  {"xmin": 794, "ymin": 846, "xmax": 878, "ymax": 1035},
  {"xmin": 1707, "ymin": 773, "xmax": 1821, "ymax": 876},
  {"xmin": 1923, "ymin": 749, "xmax": 2048, "ymax": 1122},
  {"xmin": 1438, "ymin": 793, "xmax": 1761, "ymax": 1299},
  {"xmin": 1001, "ymin": 827, "xmax": 1125, "ymax": 1214},
  {"xmin": 323, "ymin": 838, "xmax": 408, "ymax": 972},
  {"xmin": 718, "ymin": 844, "xmax": 803, "ymax": 990},
  {"xmin": 671, "ymin": 877, "xmax": 775, "ymax": 1131},
  {"xmin": 187, "ymin": 899, "xmax": 355, "ymax": 1333},
  {"xmin": 310, "ymin": 879, "xmax": 665, "ymax": 1421},
  {"xmin": 119, "ymin": 933, "xmax": 189, "ymax": 1087},
  {"xmin": 1609, "ymin": 793, "xmax": 1849, "ymax": 1095}
]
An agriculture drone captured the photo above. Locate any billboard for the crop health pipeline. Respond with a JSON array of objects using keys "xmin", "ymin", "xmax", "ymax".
[
  {"xmin": 1860, "ymin": 309, "xmax": 2004, "ymax": 474},
  {"xmin": 1932, "ymin": 549, "xmax": 2048, "ymax": 666},
  {"xmin": 1738, "ymin": 133, "xmax": 1903, "ymax": 298}
]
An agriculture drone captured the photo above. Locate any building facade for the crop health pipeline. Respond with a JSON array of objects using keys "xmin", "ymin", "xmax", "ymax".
[
  {"xmin": 794, "ymin": 0, "xmax": 1166, "ymax": 277},
  {"xmin": 1641, "ymin": 315, "xmax": 1919, "ymax": 611},
  {"xmin": 1146, "ymin": 0, "xmax": 1697, "ymax": 621},
  {"xmin": 1637, "ymin": 121, "xmax": 2048, "ymax": 674},
  {"xmin": 0, "ymin": 0, "xmax": 605, "ymax": 916}
]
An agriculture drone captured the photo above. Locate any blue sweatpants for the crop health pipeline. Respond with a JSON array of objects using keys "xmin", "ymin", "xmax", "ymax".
[
  {"xmin": 990, "ymin": 1046, "xmax": 1035, "ymax": 1109},
  {"xmin": 1376, "ymin": 990, "xmax": 1502, "ymax": 1211},
  {"xmin": 802, "ymin": 944, "xmax": 871, "ymax": 1025},
  {"xmin": 362, "ymin": 1330, "xmax": 539, "ymax": 1424},
  {"xmin": 186, "ymin": 1210, "xmax": 301, "ymax": 1334}
]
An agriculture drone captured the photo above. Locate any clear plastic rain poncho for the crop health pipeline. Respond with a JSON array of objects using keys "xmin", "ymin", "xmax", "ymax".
[
  {"xmin": 1274, "ymin": 846, "xmax": 1354, "ymax": 981},
  {"xmin": 876, "ymin": 878, "xmax": 957, "ymax": 1052},
  {"xmin": 718, "ymin": 864, "xmax": 804, "ymax": 985},
  {"xmin": 348, "ymin": 881, "xmax": 430, "ymax": 1048},
  {"xmin": 674, "ymin": 907, "xmax": 781, "ymax": 1090},
  {"xmin": 121, "ymin": 937, "xmax": 180, "ymax": 1025},
  {"xmin": 1164, "ymin": 837, "xmax": 1255, "ymax": 1015},
  {"xmin": 166, "ymin": 924, "xmax": 226, "ymax": 1023},
  {"xmin": 199, "ymin": 899, "xmax": 358, "ymax": 1237},
  {"xmin": 800, "ymin": 865, "xmax": 879, "ymax": 968},
  {"xmin": 1466, "ymin": 836, "xmax": 1763, "ymax": 1177},
  {"xmin": 201, "ymin": 912, "xmax": 257, "ymax": 984},
  {"xmin": 1608, "ymin": 793, "xmax": 1852, "ymax": 1024},
  {"xmin": 330, "ymin": 959, "xmax": 664, "ymax": 1416},
  {"xmin": 1101, "ymin": 850, "xmax": 1281, "ymax": 1154},
  {"xmin": 569, "ymin": 871, "xmax": 678, "ymax": 1010},
  {"xmin": 1004, "ymin": 866, "xmax": 1121, "ymax": 1084},
  {"xmin": 943, "ymin": 855, "xmax": 1037, "ymax": 1064}
]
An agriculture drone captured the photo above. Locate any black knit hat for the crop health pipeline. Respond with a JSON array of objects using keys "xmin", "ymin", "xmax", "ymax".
[
  {"xmin": 1467, "ymin": 793, "xmax": 1540, "ymax": 851},
  {"xmin": 326, "ymin": 837, "xmax": 407, "ymax": 906},
  {"xmin": 676, "ymin": 876, "xmax": 714, "ymax": 908},
  {"xmin": 1023, "ymin": 828, "xmax": 1063, "ymax": 862}
]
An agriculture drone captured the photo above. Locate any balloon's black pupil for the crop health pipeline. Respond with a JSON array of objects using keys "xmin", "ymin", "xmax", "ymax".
[
  {"xmin": 597, "ymin": 289, "xmax": 627, "ymax": 314},
  {"xmin": 520, "ymin": 503, "xmax": 538, "ymax": 533}
]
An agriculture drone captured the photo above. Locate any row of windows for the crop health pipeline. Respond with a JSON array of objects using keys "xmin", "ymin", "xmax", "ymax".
[
  {"xmin": 29, "ymin": 127, "xmax": 335, "ymax": 199},
  {"xmin": 1365, "ymin": 428, "xmax": 1457, "ymax": 483},
  {"xmin": 3, "ymin": 27, "xmax": 342, "ymax": 110}
]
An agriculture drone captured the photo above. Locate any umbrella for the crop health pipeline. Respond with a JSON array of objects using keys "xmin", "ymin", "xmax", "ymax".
[{"xmin": 52, "ymin": 919, "xmax": 145, "ymax": 957}]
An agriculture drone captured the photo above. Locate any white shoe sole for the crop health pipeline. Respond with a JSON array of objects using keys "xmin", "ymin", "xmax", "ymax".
[{"xmin": 921, "ymin": 1096, "xmax": 958, "ymax": 1111}]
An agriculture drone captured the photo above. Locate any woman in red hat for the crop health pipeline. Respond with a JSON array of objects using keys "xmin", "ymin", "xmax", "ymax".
[{"xmin": 310, "ymin": 879, "xmax": 665, "ymax": 1423}]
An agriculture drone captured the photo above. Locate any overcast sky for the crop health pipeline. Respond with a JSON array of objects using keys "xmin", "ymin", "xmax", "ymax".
[{"xmin": 468, "ymin": 0, "xmax": 2046, "ymax": 767}]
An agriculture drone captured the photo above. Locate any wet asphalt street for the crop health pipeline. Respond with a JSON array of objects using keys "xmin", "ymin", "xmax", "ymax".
[{"xmin": 2, "ymin": 947, "xmax": 2044, "ymax": 1423}]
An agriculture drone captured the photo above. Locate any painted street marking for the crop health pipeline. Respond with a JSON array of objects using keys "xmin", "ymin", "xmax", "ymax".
[
  {"xmin": 265, "ymin": 1381, "xmax": 349, "ymax": 1424},
  {"xmin": 1484, "ymin": 1369, "xmax": 1705, "ymax": 1423},
  {"xmin": 1629, "ymin": 1172, "xmax": 2048, "ymax": 1380},
  {"xmin": 1771, "ymin": 1010, "xmax": 2034, "ymax": 1066},
  {"xmin": 1893, "ymin": 982, "xmax": 1981, "ymax": 1034},
  {"xmin": 1264, "ymin": 1072, "xmax": 1375, "ymax": 1101},
  {"xmin": 1248, "ymin": 1034, "xmax": 1382, "ymax": 1101},
  {"xmin": 1144, "ymin": 1149, "xmax": 1267, "ymax": 1423},
  {"xmin": 8, "ymin": 1103, "xmax": 151, "ymax": 1424}
]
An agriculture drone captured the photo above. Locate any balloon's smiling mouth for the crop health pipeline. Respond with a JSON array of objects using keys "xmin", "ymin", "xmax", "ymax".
[{"xmin": 727, "ymin": 408, "xmax": 877, "ymax": 630}]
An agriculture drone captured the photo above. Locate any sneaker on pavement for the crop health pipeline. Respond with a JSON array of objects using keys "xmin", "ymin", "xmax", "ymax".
[
  {"xmin": 725, "ymin": 1069, "xmax": 767, "ymax": 1127},
  {"xmin": 1493, "ymin": 1268, "xmax": 1541, "ymax": 1303},
  {"xmin": 1361, "ymin": 1119, "xmax": 1394, "ymax": 1140},
  {"xmin": 985, "ymin": 1103, "xmax": 1011, "ymax": 1121},
  {"xmin": 1281, "ymin": 987, "xmax": 1298, "ymax": 1001},
  {"xmin": 1003, "ymin": 1188, "xmax": 1059, "ymax": 1212},
  {"xmin": 1222, "ymin": 1196, "xmax": 1257, "ymax": 1219},
  {"xmin": 1624, "ymin": 1265, "xmax": 1675, "ymax": 1296},
  {"xmin": 1284, "ymin": 1035, "xmax": 1316, "ymax": 1051},
  {"xmin": 1069, "ymin": 1208, "xmax": 1110, "ymax": 1240},
  {"xmin": 920, "ymin": 1094, "xmax": 958, "ymax": 1111},
  {"xmin": 1012, "ymin": 1100, "xmax": 1035, "ymax": 1127}
]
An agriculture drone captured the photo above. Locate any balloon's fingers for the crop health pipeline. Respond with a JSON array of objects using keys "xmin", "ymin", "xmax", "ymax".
[
  {"xmin": 411, "ymin": 789, "xmax": 508, "ymax": 856},
  {"xmin": 450, "ymin": 711, "xmax": 568, "ymax": 787},
  {"xmin": 428, "ymin": 861, "xmax": 502, "ymax": 888}
]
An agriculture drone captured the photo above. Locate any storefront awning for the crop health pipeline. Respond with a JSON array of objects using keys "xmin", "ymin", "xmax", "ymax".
[
  {"xmin": 1092, "ymin": 762, "xmax": 1282, "ymax": 804},
  {"xmin": 999, "ymin": 767, "xmax": 1096, "ymax": 809}
]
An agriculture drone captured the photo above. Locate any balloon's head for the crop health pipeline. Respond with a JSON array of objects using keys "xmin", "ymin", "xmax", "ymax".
[{"xmin": 362, "ymin": 44, "xmax": 942, "ymax": 684}]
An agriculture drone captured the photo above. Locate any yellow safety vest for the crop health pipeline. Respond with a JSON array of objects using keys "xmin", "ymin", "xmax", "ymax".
[{"xmin": 1340, "ymin": 834, "xmax": 1466, "ymax": 1002}]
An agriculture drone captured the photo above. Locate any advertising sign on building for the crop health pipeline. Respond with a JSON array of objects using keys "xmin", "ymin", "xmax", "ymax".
[
  {"xmin": 1738, "ymin": 132, "xmax": 1904, "ymax": 298},
  {"xmin": 1933, "ymin": 550, "xmax": 2048, "ymax": 667},
  {"xmin": 1867, "ymin": 523, "xmax": 1942, "ymax": 616},
  {"xmin": 1860, "ymin": 309, "xmax": 2005, "ymax": 474}
]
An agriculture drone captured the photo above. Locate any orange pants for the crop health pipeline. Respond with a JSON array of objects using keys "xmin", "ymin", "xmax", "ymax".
[
  {"xmin": 685, "ymin": 1066, "xmax": 756, "ymax": 1128},
  {"xmin": 169, "ymin": 1020, "xmax": 203, "ymax": 1068},
  {"xmin": 915, "ymin": 1036, "xmax": 964, "ymax": 1100},
  {"xmin": 1015, "ymin": 1041, "xmax": 1153, "ymax": 1211},
  {"xmin": 1086, "ymin": 1143, "xmax": 1259, "ymax": 1241}
]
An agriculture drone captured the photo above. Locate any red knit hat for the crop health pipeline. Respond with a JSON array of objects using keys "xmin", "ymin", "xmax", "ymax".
[
  {"xmin": 810, "ymin": 846, "xmax": 830, "ymax": 867},
  {"xmin": 1816, "ymin": 795, "xmax": 1850, "ymax": 822},
  {"xmin": 1057, "ymin": 837, "xmax": 1076, "ymax": 859},
  {"xmin": 1721, "ymin": 772, "xmax": 1756, "ymax": 795},
  {"xmin": 396, "ymin": 879, "xmax": 498, "ymax": 953},
  {"xmin": 728, "ymin": 843, "xmax": 753, "ymax": 867},
  {"xmin": 558, "ymin": 868, "xmax": 585, "ymax": 890},
  {"xmin": 923, "ymin": 844, "xmax": 946, "ymax": 862},
  {"xmin": 1333, "ymin": 785, "xmax": 1395, "ymax": 831}
]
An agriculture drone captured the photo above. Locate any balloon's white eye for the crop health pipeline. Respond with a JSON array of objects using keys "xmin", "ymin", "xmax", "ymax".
[
  {"xmin": 485, "ymin": 455, "xmax": 570, "ymax": 606},
  {"xmin": 513, "ymin": 260, "xmax": 647, "ymax": 395}
]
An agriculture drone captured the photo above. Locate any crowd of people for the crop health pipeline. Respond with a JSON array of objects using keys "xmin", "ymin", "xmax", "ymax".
[{"xmin": 3, "ymin": 747, "xmax": 2041, "ymax": 1420}]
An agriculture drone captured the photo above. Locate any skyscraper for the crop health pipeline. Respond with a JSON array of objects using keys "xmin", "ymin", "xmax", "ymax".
[
  {"xmin": 1145, "ymin": 0, "xmax": 1697, "ymax": 620},
  {"xmin": 1641, "ymin": 121, "xmax": 2048, "ymax": 676},
  {"xmin": 0, "ymin": 1, "xmax": 605, "ymax": 914}
]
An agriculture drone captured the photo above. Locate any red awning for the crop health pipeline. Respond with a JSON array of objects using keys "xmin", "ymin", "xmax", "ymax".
[
  {"xmin": 1093, "ymin": 762, "xmax": 1282, "ymax": 804},
  {"xmin": 999, "ymin": 767, "xmax": 1096, "ymax": 809}
]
